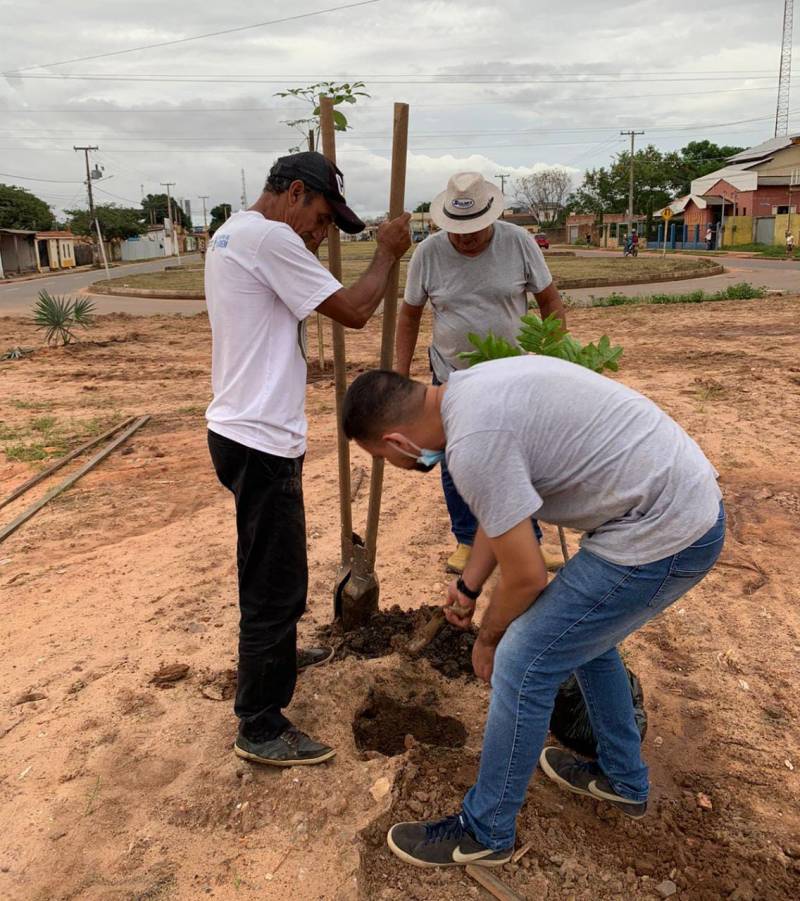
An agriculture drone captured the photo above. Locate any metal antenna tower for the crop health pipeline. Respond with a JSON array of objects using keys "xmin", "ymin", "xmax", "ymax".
[{"xmin": 776, "ymin": 0, "xmax": 795, "ymax": 136}]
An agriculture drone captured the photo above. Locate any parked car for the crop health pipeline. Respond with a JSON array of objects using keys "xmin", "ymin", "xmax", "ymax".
[{"xmin": 534, "ymin": 233, "xmax": 550, "ymax": 250}]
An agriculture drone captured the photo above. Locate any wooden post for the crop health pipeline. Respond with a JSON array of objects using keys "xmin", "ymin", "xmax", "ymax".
[
  {"xmin": 365, "ymin": 102, "xmax": 409, "ymax": 570},
  {"xmin": 320, "ymin": 97, "xmax": 353, "ymax": 563},
  {"xmin": 307, "ymin": 127, "xmax": 326, "ymax": 372}
]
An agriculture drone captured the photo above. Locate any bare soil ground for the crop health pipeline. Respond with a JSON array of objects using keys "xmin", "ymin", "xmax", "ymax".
[{"xmin": 1, "ymin": 296, "xmax": 799, "ymax": 901}]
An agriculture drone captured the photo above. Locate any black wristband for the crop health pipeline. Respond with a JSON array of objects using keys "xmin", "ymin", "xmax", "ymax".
[{"xmin": 456, "ymin": 577, "xmax": 481, "ymax": 601}]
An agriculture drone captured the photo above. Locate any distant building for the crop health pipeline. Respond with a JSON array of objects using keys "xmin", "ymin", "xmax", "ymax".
[
  {"xmin": 0, "ymin": 228, "xmax": 39, "ymax": 277},
  {"xmin": 656, "ymin": 134, "xmax": 800, "ymax": 247},
  {"xmin": 565, "ymin": 213, "xmax": 646, "ymax": 246},
  {"xmin": 35, "ymin": 231, "xmax": 76, "ymax": 270}
]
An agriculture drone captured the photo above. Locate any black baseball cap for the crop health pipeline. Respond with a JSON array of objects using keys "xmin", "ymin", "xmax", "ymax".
[{"xmin": 269, "ymin": 151, "xmax": 366, "ymax": 234}]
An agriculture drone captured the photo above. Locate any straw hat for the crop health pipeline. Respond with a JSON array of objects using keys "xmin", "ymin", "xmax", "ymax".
[{"xmin": 430, "ymin": 172, "xmax": 504, "ymax": 234}]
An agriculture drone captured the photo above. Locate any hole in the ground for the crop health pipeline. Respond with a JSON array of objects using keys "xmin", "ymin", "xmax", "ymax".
[{"xmin": 352, "ymin": 690, "xmax": 467, "ymax": 756}]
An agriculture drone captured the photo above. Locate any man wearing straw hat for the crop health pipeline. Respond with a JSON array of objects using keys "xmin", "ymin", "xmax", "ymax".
[
  {"xmin": 206, "ymin": 151, "xmax": 411, "ymax": 768},
  {"xmin": 395, "ymin": 172, "xmax": 566, "ymax": 576}
]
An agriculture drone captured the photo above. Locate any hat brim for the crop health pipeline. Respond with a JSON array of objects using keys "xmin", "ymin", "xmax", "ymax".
[
  {"xmin": 430, "ymin": 181, "xmax": 504, "ymax": 234},
  {"xmin": 329, "ymin": 197, "xmax": 366, "ymax": 235}
]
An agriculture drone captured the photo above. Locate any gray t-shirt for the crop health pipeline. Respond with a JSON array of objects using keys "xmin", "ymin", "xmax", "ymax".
[
  {"xmin": 404, "ymin": 221, "xmax": 553, "ymax": 383},
  {"xmin": 441, "ymin": 356, "xmax": 722, "ymax": 565}
]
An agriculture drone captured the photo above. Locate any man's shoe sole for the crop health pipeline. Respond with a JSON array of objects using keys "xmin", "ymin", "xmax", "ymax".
[
  {"xmin": 386, "ymin": 826, "xmax": 511, "ymax": 869},
  {"xmin": 234, "ymin": 743, "xmax": 336, "ymax": 767},
  {"xmin": 297, "ymin": 646, "xmax": 335, "ymax": 672},
  {"xmin": 538, "ymin": 747, "xmax": 594, "ymax": 798}
]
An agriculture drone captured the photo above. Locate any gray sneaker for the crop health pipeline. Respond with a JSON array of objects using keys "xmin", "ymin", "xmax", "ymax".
[
  {"xmin": 234, "ymin": 725, "xmax": 336, "ymax": 767},
  {"xmin": 387, "ymin": 813, "xmax": 513, "ymax": 868},
  {"xmin": 297, "ymin": 645, "xmax": 334, "ymax": 672},
  {"xmin": 539, "ymin": 746, "xmax": 647, "ymax": 819}
]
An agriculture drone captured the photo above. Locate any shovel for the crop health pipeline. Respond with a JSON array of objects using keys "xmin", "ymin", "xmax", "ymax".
[{"xmin": 321, "ymin": 97, "xmax": 410, "ymax": 630}]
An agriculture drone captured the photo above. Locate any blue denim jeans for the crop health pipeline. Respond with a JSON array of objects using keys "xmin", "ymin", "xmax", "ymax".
[
  {"xmin": 433, "ymin": 372, "xmax": 542, "ymax": 545},
  {"xmin": 462, "ymin": 501, "xmax": 725, "ymax": 850}
]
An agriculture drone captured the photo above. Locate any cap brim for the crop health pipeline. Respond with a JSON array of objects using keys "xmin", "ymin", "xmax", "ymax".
[
  {"xmin": 429, "ymin": 182, "xmax": 504, "ymax": 234},
  {"xmin": 330, "ymin": 198, "xmax": 366, "ymax": 234}
]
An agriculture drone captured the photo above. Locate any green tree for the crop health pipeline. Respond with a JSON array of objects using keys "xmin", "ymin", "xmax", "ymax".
[
  {"xmin": 673, "ymin": 140, "xmax": 745, "ymax": 194},
  {"xmin": 208, "ymin": 203, "xmax": 233, "ymax": 235},
  {"xmin": 275, "ymin": 81, "xmax": 370, "ymax": 151},
  {"xmin": 567, "ymin": 140, "xmax": 746, "ymax": 232},
  {"xmin": 66, "ymin": 204, "xmax": 146, "ymax": 241},
  {"xmin": 142, "ymin": 193, "xmax": 192, "ymax": 229},
  {"xmin": 413, "ymin": 201, "xmax": 431, "ymax": 212},
  {"xmin": 0, "ymin": 184, "xmax": 55, "ymax": 230}
]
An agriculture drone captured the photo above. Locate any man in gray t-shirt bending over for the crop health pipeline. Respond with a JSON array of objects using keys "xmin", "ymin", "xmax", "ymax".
[
  {"xmin": 396, "ymin": 172, "xmax": 565, "ymax": 574},
  {"xmin": 342, "ymin": 358, "xmax": 724, "ymax": 870}
]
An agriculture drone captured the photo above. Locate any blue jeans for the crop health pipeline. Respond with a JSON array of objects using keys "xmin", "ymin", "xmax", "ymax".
[
  {"xmin": 462, "ymin": 501, "xmax": 726, "ymax": 850},
  {"xmin": 433, "ymin": 372, "xmax": 542, "ymax": 545}
]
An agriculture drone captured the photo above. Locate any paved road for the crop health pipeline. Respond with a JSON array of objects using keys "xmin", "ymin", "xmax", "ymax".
[
  {"xmin": 0, "ymin": 255, "xmax": 204, "ymax": 317},
  {"xmin": 1, "ymin": 250, "xmax": 796, "ymax": 317},
  {"xmin": 565, "ymin": 250, "xmax": 799, "ymax": 304}
]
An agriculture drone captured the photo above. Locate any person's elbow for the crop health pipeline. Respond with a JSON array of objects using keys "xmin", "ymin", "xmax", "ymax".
[{"xmin": 507, "ymin": 566, "xmax": 548, "ymax": 601}]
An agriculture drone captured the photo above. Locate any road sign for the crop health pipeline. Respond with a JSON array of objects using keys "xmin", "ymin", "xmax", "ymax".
[{"xmin": 662, "ymin": 207, "xmax": 674, "ymax": 221}]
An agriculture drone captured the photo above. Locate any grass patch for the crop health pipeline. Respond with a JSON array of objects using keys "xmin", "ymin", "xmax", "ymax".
[
  {"xmin": 176, "ymin": 404, "xmax": 206, "ymax": 416},
  {"xmin": 723, "ymin": 243, "xmax": 800, "ymax": 260},
  {"xmin": 93, "ymin": 239, "xmax": 715, "ymax": 297},
  {"xmin": 1, "ymin": 414, "xmax": 121, "ymax": 465},
  {"xmin": 9, "ymin": 399, "xmax": 54, "ymax": 411},
  {"xmin": 592, "ymin": 282, "xmax": 767, "ymax": 308},
  {"xmin": 548, "ymin": 255, "xmax": 718, "ymax": 285}
]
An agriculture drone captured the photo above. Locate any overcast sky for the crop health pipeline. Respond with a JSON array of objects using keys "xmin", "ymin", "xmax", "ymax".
[{"xmin": 0, "ymin": 0, "xmax": 793, "ymax": 222}]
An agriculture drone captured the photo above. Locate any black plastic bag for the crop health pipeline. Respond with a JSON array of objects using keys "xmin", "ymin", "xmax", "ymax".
[{"xmin": 549, "ymin": 668, "xmax": 647, "ymax": 758}]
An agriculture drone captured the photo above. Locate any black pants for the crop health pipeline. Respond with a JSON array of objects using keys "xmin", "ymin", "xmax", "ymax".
[{"xmin": 208, "ymin": 430, "xmax": 307, "ymax": 740}]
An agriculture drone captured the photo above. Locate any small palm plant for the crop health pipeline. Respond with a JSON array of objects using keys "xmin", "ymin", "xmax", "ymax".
[{"xmin": 32, "ymin": 291, "xmax": 95, "ymax": 346}]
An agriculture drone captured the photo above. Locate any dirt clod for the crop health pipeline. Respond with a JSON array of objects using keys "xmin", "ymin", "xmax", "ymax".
[
  {"xmin": 353, "ymin": 689, "xmax": 467, "ymax": 756},
  {"xmin": 149, "ymin": 663, "xmax": 190, "ymax": 686}
]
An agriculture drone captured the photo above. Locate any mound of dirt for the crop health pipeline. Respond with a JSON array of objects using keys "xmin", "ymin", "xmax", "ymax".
[{"xmin": 318, "ymin": 605, "xmax": 477, "ymax": 678}]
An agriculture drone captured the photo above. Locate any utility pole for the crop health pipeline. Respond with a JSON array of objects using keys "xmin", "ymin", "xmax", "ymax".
[
  {"xmin": 74, "ymin": 144, "xmax": 109, "ymax": 278},
  {"xmin": 620, "ymin": 130, "xmax": 645, "ymax": 239},
  {"xmin": 160, "ymin": 181, "xmax": 180, "ymax": 263},
  {"xmin": 240, "ymin": 169, "xmax": 248, "ymax": 209},
  {"xmin": 495, "ymin": 173, "xmax": 510, "ymax": 219},
  {"xmin": 198, "ymin": 195, "xmax": 209, "ymax": 231}
]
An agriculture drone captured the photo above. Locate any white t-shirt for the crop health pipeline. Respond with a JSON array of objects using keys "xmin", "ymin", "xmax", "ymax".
[{"xmin": 205, "ymin": 211, "xmax": 342, "ymax": 457}]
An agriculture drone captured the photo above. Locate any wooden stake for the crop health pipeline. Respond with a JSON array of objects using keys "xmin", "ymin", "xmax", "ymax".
[
  {"xmin": 511, "ymin": 840, "xmax": 534, "ymax": 864},
  {"xmin": 558, "ymin": 525, "xmax": 570, "ymax": 564},
  {"xmin": 465, "ymin": 865, "xmax": 525, "ymax": 901},
  {"xmin": 0, "ymin": 416, "xmax": 150, "ymax": 544},
  {"xmin": 319, "ymin": 96, "xmax": 353, "ymax": 564},
  {"xmin": 365, "ymin": 102, "xmax": 409, "ymax": 569},
  {"xmin": 0, "ymin": 416, "xmax": 136, "ymax": 512}
]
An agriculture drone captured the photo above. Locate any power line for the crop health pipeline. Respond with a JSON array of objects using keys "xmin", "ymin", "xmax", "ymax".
[
  {"xmin": 0, "ymin": 171, "xmax": 83, "ymax": 183},
  {"xmin": 4, "ymin": 0, "xmax": 384, "ymax": 74},
  {"xmin": 4, "ymin": 73, "xmax": 790, "ymax": 85},
  {"xmin": 4, "ymin": 84, "xmax": 797, "ymax": 115}
]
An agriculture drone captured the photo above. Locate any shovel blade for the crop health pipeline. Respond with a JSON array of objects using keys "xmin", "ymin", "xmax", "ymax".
[{"xmin": 337, "ymin": 542, "xmax": 379, "ymax": 631}]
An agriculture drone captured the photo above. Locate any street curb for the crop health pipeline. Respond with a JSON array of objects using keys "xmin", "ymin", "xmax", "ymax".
[
  {"xmin": 89, "ymin": 284, "xmax": 206, "ymax": 300},
  {"xmin": 555, "ymin": 263, "xmax": 724, "ymax": 290}
]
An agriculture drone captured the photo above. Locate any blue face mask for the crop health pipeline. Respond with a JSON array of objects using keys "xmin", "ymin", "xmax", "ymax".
[{"xmin": 391, "ymin": 438, "xmax": 445, "ymax": 472}]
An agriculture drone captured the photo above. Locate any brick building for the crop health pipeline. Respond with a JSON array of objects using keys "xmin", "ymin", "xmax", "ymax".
[{"xmin": 656, "ymin": 134, "xmax": 800, "ymax": 247}]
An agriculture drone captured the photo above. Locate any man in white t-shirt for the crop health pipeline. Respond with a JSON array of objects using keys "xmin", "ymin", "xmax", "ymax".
[
  {"xmin": 206, "ymin": 152, "xmax": 410, "ymax": 767},
  {"xmin": 395, "ymin": 172, "xmax": 566, "ymax": 574}
]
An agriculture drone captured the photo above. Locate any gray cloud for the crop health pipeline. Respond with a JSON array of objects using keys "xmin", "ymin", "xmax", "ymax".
[{"xmin": 0, "ymin": 0, "xmax": 789, "ymax": 219}]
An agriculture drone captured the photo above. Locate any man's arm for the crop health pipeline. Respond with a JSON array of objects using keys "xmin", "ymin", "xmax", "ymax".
[
  {"xmin": 472, "ymin": 519, "xmax": 548, "ymax": 682},
  {"xmin": 317, "ymin": 213, "xmax": 411, "ymax": 329},
  {"xmin": 532, "ymin": 281, "xmax": 567, "ymax": 329},
  {"xmin": 394, "ymin": 302, "xmax": 425, "ymax": 376}
]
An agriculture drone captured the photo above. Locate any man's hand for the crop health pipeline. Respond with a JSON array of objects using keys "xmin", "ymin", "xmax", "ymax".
[
  {"xmin": 377, "ymin": 212, "xmax": 412, "ymax": 261},
  {"xmin": 472, "ymin": 635, "xmax": 497, "ymax": 683},
  {"xmin": 443, "ymin": 579, "xmax": 475, "ymax": 629}
]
